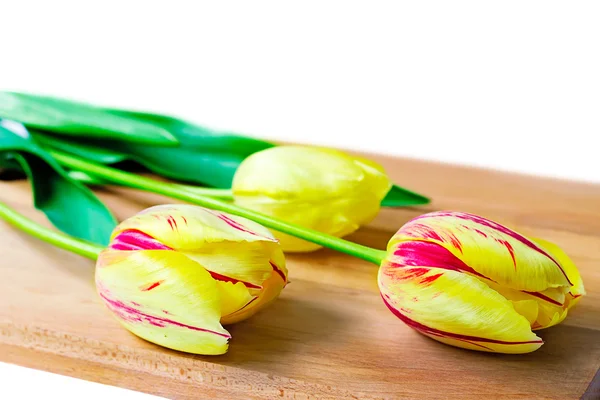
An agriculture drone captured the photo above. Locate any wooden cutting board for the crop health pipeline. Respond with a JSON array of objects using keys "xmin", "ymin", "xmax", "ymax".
[{"xmin": 1, "ymin": 153, "xmax": 599, "ymax": 400}]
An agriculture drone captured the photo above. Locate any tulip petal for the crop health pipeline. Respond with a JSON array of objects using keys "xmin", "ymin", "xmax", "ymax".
[
  {"xmin": 393, "ymin": 212, "xmax": 572, "ymax": 292},
  {"xmin": 531, "ymin": 237, "xmax": 586, "ymax": 300},
  {"xmin": 379, "ymin": 262, "xmax": 543, "ymax": 354},
  {"xmin": 216, "ymin": 280, "xmax": 255, "ymax": 318},
  {"xmin": 96, "ymin": 249, "xmax": 230, "ymax": 355},
  {"xmin": 184, "ymin": 241, "xmax": 283, "ymax": 287},
  {"xmin": 113, "ymin": 204, "xmax": 278, "ymax": 249},
  {"xmin": 221, "ymin": 252, "xmax": 287, "ymax": 325},
  {"xmin": 487, "ymin": 281, "xmax": 571, "ymax": 330},
  {"xmin": 511, "ymin": 300, "xmax": 539, "ymax": 326},
  {"xmin": 351, "ymin": 155, "xmax": 395, "ymax": 202}
]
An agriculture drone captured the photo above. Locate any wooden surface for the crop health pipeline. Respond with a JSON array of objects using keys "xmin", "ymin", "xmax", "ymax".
[{"xmin": 1, "ymin": 154, "xmax": 599, "ymax": 400}]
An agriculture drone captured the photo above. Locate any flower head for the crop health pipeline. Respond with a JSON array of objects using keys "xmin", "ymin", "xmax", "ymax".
[
  {"xmin": 95, "ymin": 204, "xmax": 287, "ymax": 355},
  {"xmin": 378, "ymin": 211, "xmax": 585, "ymax": 354},
  {"xmin": 232, "ymin": 145, "xmax": 392, "ymax": 252}
]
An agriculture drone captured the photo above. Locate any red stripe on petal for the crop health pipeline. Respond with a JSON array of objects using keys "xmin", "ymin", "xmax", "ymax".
[
  {"xmin": 207, "ymin": 270, "xmax": 262, "ymax": 289},
  {"xmin": 411, "ymin": 212, "xmax": 572, "ymax": 285},
  {"xmin": 237, "ymin": 296, "xmax": 259, "ymax": 311},
  {"xmin": 393, "ymin": 241, "xmax": 492, "ymax": 281},
  {"xmin": 141, "ymin": 281, "xmax": 164, "ymax": 291},
  {"xmin": 497, "ymin": 239, "xmax": 517, "ymax": 270},
  {"xmin": 448, "ymin": 233, "xmax": 463, "ymax": 253},
  {"xmin": 270, "ymin": 261, "xmax": 287, "ymax": 284},
  {"xmin": 420, "ymin": 273, "xmax": 443, "ymax": 285},
  {"xmin": 110, "ymin": 229, "xmax": 172, "ymax": 251},
  {"xmin": 381, "ymin": 295, "xmax": 543, "ymax": 346},
  {"xmin": 203, "ymin": 209, "xmax": 275, "ymax": 241},
  {"xmin": 166, "ymin": 216, "xmax": 178, "ymax": 231},
  {"xmin": 99, "ymin": 293, "xmax": 231, "ymax": 338},
  {"xmin": 522, "ymin": 290, "xmax": 564, "ymax": 306}
]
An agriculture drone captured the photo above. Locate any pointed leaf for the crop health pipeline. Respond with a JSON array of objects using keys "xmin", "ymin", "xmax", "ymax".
[
  {"xmin": 0, "ymin": 120, "xmax": 117, "ymax": 245},
  {"xmin": 382, "ymin": 185, "xmax": 430, "ymax": 207},
  {"xmin": 0, "ymin": 92, "xmax": 179, "ymax": 146}
]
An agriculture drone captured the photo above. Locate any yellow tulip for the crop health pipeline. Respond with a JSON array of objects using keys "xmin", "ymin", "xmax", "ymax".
[
  {"xmin": 95, "ymin": 204, "xmax": 288, "ymax": 355},
  {"xmin": 378, "ymin": 211, "xmax": 585, "ymax": 354},
  {"xmin": 232, "ymin": 146, "xmax": 392, "ymax": 252}
]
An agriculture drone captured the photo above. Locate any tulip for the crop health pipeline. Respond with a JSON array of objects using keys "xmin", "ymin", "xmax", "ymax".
[
  {"xmin": 231, "ymin": 146, "xmax": 393, "ymax": 252},
  {"xmin": 95, "ymin": 204, "xmax": 287, "ymax": 355},
  {"xmin": 378, "ymin": 211, "xmax": 585, "ymax": 354}
]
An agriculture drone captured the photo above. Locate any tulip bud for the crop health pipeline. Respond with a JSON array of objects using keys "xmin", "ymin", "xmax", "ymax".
[
  {"xmin": 232, "ymin": 146, "xmax": 393, "ymax": 252},
  {"xmin": 378, "ymin": 211, "xmax": 585, "ymax": 354},
  {"xmin": 95, "ymin": 204, "xmax": 288, "ymax": 355}
]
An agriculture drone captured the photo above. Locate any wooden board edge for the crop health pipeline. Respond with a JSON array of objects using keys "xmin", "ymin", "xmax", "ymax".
[
  {"xmin": 582, "ymin": 367, "xmax": 600, "ymax": 400},
  {"xmin": 0, "ymin": 322, "xmax": 376, "ymax": 400}
]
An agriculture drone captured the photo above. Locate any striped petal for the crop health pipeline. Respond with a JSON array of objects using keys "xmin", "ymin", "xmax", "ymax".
[
  {"xmin": 379, "ymin": 261, "xmax": 543, "ymax": 354},
  {"xmin": 532, "ymin": 237, "xmax": 585, "ymax": 299},
  {"xmin": 391, "ymin": 211, "xmax": 572, "ymax": 292},
  {"xmin": 487, "ymin": 282, "xmax": 570, "ymax": 330},
  {"xmin": 490, "ymin": 236, "xmax": 586, "ymax": 330},
  {"xmin": 184, "ymin": 241, "xmax": 280, "ymax": 288},
  {"xmin": 96, "ymin": 249, "xmax": 230, "ymax": 355},
  {"xmin": 113, "ymin": 204, "xmax": 278, "ymax": 249}
]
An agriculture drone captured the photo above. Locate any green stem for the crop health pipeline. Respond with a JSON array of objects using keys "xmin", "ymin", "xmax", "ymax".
[
  {"xmin": 51, "ymin": 150, "xmax": 386, "ymax": 265},
  {"xmin": 0, "ymin": 201, "xmax": 103, "ymax": 260},
  {"xmin": 180, "ymin": 186, "xmax": 234, "ymax": 200}
]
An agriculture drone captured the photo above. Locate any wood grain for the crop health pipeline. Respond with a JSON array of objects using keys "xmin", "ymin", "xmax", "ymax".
[{"xmin": 1, "ymin": 153, "xmax": 599, "ymax": 399}]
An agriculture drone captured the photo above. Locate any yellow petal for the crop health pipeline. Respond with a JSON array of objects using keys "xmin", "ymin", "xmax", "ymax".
[
  {"xmin": 390, "ymin": 212, "xmax": 572, "ymax": 292},
  {"xmin": 112, "ymin": 204, "xmax": 278, "ymax": 250},
  {"xmin": 220, "ymin": 270, "xmax": 284, "ymax": 325},
  {"xmin": 378, "ymin": 261, "xmax": 543, "ymax": 354},
  {"xmin": 216, "ymin": 280, "xmax": 254, "ymax": 318},
  {"xmin": 232, "ymin": 145, "xmax": 392, "ymax": 252},
  {"xmin": 95, "ymin": 249, "xmax": 230, "ymax": 355},
  {"xmin": 184, "ymin": 240, "xmax": 284, "ymax": 288},
  {"xmin": 221, "ymin": 249, "xmax": 287, "ymax": 325},
  {"xmin": 531, "ymin": 237, "xmax": 586, "ymax": 300},
  {"xmin": 487, "ymin": 282, "xmax": 571, "ymax": 330},
  {"xmin": 511, "ymin": 300, "xmax": 539, "ymax": 326}
]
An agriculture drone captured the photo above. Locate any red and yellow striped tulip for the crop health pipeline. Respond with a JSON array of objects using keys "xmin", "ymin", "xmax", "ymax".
[
  {"xmin": 378, "ymin": 211, "xmax": 585, "ymax": 354},
  {"xmin": 232, "ymin": 145, "xmax": 392, "ymax": 252},
  {"xmin": 95, "ymin": 204, "xmax": 288, "ymax": 355}
]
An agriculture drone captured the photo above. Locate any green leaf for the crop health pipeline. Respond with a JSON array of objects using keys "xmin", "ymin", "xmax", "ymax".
[
  {"xmin": 8, "ymin": 93, "xmax": 429, "ymax": 207},
  {"xmin": 381, "ymin": 185, "xmax": 430, "ymax": 207},
  {"xmin": 0, "ymin": 120, "xmax": 117, "ymax": 245},
  {"xmin": 0, "ymin": 92, "xmax": 179, "ymax": 147},
  {"xmin": 32, "ymin": 112, "xmax": 275, "ymax": 189}
]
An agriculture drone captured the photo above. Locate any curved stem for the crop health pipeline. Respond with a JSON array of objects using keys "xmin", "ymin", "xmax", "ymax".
[
  {"xmin": 0, "ymin": 201, "xmax": 103, "ymax": 260},
  {"xmin": 51, "ymin": 151, "xmax": 386, "ymax": 265}
]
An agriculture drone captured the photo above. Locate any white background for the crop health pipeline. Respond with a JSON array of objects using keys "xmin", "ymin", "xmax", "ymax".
[{"xmin": 1, "ymin": 1, "xmax": 599, "ymax": 399}]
